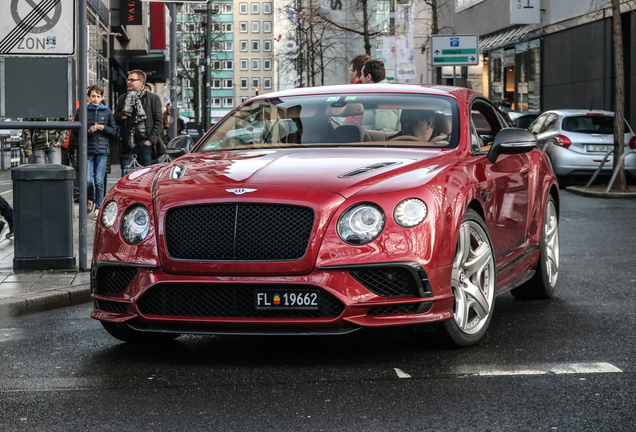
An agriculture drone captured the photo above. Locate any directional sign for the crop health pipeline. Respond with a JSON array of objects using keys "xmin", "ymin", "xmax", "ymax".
[
  {"xmin": 430, "ymin": 34, "xmax": 479, "ymax": 67},
  {"xmin": 0, "ymin": 0, "xmax": 74, "ymax": 55}
]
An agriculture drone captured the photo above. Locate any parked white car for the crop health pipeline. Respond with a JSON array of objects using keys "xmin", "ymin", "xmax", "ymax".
[{"xmin": 528, "ymin": 109, "xmax": 636, "ymax": 181}]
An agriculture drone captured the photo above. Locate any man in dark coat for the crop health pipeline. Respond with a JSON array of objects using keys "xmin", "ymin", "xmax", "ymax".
[{"xmin": 114, "ymin": 69, "xmax": 165, "ymax": 171}]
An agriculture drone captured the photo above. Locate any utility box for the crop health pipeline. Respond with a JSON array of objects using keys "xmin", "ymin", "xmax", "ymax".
[{"xmin": 12, "ymin": 165, "xmax": 76, "ymax": 271}]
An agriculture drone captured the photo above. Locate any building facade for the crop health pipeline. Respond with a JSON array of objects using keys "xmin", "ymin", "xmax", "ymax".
[{"xmin": 435, "ymin": 0, "xmax": 636, "ymax": 127}]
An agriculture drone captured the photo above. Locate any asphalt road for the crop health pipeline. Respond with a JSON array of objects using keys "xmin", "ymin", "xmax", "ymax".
[{"xmin": 0, "ymin": 190, "xmax": 635, "ymax": 432}]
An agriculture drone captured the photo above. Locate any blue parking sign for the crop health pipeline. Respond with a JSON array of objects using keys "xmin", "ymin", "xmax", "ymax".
[{"xmin": 450, "ymin": 37, "xmax": 459, "ymax": 47}]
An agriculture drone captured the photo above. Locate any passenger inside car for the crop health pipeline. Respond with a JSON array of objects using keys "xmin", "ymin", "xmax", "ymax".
[{"xmin": 389, "ymin": 109, "xmax": 450, "ymax": 144}]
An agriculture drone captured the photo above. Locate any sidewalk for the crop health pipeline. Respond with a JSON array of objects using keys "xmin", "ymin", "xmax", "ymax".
[{"xmin": 0, "ymin": 165, "xmax": 122, "ymax": 319}]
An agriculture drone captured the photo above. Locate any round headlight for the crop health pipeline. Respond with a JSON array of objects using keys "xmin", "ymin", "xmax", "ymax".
[
  {"xmin": 394, "ymin": 198, "xmax": 427, "ymax": 227},
  {"xmin": 337, "ymin": 203, "xmax": 385, "ymax": 245},
  {"xmin": 121, "ymin": 205, "xmax": 150, "ymax": 245},
  {"xmin": 101, "ymin": 201, "xmax": 118, "ymax": 229}
]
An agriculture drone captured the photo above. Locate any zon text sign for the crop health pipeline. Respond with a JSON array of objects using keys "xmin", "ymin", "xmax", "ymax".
[
  {"xmin": 0, "ymin": 0, "xmax": 75, "ymax": 55},
  {"xmin": 430, "ymin": 35, "xmax": 479, "ymax": 67}
]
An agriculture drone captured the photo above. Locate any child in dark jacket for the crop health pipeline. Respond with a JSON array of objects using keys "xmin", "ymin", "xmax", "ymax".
[{"xmin": 74, "ymin": 85, "xmax": 117, "ymax": 215}]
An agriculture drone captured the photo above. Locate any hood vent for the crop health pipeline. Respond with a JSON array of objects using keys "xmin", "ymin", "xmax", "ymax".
[{"xmin": 339, "ymin": 162, "xmax": 401, "ymax": 178}]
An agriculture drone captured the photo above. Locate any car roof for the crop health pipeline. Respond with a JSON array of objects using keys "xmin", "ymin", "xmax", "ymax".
[
  {"xmin": 544, "ymin": 109, "xmax": 616, "ymax": 117},
  {"xmin": 247, "ymin": 84, "xmax": 476, "ymax": 102}
]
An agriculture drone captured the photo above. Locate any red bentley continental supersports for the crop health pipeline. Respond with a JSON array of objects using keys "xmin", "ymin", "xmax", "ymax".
[{"xmin": 91, "ymin": 85, "xmax": 560, "ymax": 347}]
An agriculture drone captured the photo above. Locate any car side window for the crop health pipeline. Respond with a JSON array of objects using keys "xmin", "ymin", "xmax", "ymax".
[
  {"xmin": 470, "ymin": 99, "xmax": 505, "ymax": 153},
  {"xmin": 540, "ymin": 113, "xmax": 559, "ymax": 133},
  {"xmin": 528, "ymin": 114, "xmax": 547, "ymax": 134}
]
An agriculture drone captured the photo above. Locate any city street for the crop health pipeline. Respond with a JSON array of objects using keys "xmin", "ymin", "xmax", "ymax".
[{"xmin": 0, "ymin": 190, "xmax": 634, "ymax": 431}]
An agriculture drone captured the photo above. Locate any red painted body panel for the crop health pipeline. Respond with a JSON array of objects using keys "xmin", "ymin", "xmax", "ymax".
[{"xmin": 91, "ymin": 85, "xmax": 559, "ymax": 334}]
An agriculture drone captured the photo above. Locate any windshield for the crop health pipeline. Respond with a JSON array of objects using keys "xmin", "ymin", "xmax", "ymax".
[
  {"xmin": 195, "ymin": 94, "xmax": 459, "ymax": 152},
  {"xmin": 561, "ymin": 115, "xmax": 631, "ymax": 134}
]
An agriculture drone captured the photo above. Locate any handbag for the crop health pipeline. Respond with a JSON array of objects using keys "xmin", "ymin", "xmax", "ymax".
[{"xmin": 122, "ymin": 154, "xmax": 143, "ymax": 176}]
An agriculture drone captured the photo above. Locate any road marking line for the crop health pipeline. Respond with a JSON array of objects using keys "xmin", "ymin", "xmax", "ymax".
[
  {"xmin": 458, "ymin": 362, "xmax": 622, "ymax": 377},
  {"xmin": 394, "ymin": 368, "xmax": 411, "ymax": 378}
]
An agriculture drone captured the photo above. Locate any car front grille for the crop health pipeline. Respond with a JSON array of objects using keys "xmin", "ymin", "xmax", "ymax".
[
  {"xmin": 94, "ymin": 299, "xmax": 128, "ymax": 313},
  {"xmin": 93, "ymin": 266, "xmax": 138, "ymax": 295},
  {"xmin": 350, "ymin": 267, "xmax": 422, "ymax": 297},
  {"xmin": 165, "ymin": 204, "xmax": 314, "ymax": 261},
  {"xmin": 137, "ymin": 284, "xmax": 345, "ymax": 319}
]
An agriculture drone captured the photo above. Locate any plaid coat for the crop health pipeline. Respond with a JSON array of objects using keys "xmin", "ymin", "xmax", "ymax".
[{"xmin": 22, "ymin": 118, "xmax": 69, "ymax": 157}]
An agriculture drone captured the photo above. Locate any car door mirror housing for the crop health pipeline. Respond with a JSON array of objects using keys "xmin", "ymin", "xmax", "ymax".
[
  {"xmin": 487, "ymin": 128, "xmax": 537, "ymax": 163},
  {"xmin": 166, "ymin": 135, "xmax": 195, "ymax": 158}
]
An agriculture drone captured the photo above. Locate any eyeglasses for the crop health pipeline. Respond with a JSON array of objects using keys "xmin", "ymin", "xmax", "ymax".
[{"xmin": 127, "ymin": 78, "xmax": 141, "ymax": 82}]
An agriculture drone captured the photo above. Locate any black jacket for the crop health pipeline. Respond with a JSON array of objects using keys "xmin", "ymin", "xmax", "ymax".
[{"xmin": 114, "ymin": 92, "xmax": 165, "ymax": 159}]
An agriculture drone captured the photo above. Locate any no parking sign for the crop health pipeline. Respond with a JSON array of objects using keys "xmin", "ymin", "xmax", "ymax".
[{"xmin": 0, "ymin": 0, "xmax": 75, "ymax": 55}]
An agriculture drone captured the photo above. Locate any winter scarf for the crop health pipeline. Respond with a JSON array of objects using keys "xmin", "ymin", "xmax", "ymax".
[{"xmin": 123, "ymin": 87, "xmax": 147, "ymax": 121}]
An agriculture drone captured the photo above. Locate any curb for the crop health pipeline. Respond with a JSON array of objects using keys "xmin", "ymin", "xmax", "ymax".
[
  {"xmin": 0, "ymin": 284, "xmax": 91, "ymax": 319},
  {"xmin": 565, "ymin": 186, "xmax": 636, "ymax": 198}
]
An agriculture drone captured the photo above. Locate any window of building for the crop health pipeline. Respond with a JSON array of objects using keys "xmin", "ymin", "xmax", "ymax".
[
  {"xmin": 251, "ymin": 2, "xmax": 259, "ymax": 14},
  {"xmin": 209, "ymin": 4, "xmax": 220, "ymax": 13},
  {"xmin": 211, "ymin": 60, "xmax": 221, "ymax": 70},
  {"xmin": 240, "ymin": 59, "xmax": 248, "ymax": 70},
  {"xmin": 263, "ymin": 78, "xmax": 271, "ymax": 89},
  {"xmin": 240, "ymin": 40, "xmax": 248, "ymax": 51},
  {"xmin": 263, "ymin": 40, "xmax": 271, "ymax": 51},
  {"xmin": 263, "ymin": 21, "xmax": 271, "ymax": 33},
  {"xmin": 224, "ymin": 60, "xmax": 233, "ymax": 70},
  {"xmin": 184, "ymin": 23, "xmax": 196, "ymax": 33},
  {"xmin": 240, "ymin": 22, "xmax": 248, "ymax": 33},
  {"xmin": 184, "ymin": 79, "xmax": 193, "ymax": 89},
  {"xmin": 212, "ymin": 98, "xmax": 222, "ymax": 107},
  {"xmin": 210, "ymin": 22, "xmax": 221, "ymax": 32},
  {"xmin": 223, "ymin": 79, "xmax": 233, "ymax": 89},
  {"xmin": 251, "ymin": 21, "xmax": 259, "ymax": 33},
  {"xmin": 239, "ymin": 2, "xmax": 247, "ymax": 14},
  {"xmin": 221, "ymin": 4, "xmax": 232, "ymax": 14},
  {"xmin": 224, "ymin": 98, "xmax": 234, "ymax": 108},
  {"xmin": 240, "ymin": 96, "xmax": 249, "ymax": 104},
  {"xmin": 252, "ymin": 59, "xmax": 260, "ymax": 70},
  {"xmin": 251, "ymin": 40, "xmax": 260, "ymax": 51},
  {"xmin": 223, "ymin": 41, "xmax": 233, "ymax": 51},
  {"xmin": 211, "ymin": 41, "xmax": 222, "ymax": 51},
  {"xmin": 263, "ymin": 2, "xmax": 272, "ymax": 14},
  {"xmin": 222, "ymin": 23, "xmax": 233, "ymax": 33},
  {"xmin": 264, "ymin": 59, "xmax": 272, "ymax": 70},
  {"xmin": 212, "ymin": 79, "xmax": 222, "ymax": 89},
  {"xmin": 252, "ymin": 77, "xmax": 260, "ymax": 89},
  {"xmin": 240, "ymin": 78, "xmax": 248, "ymax": 89}
]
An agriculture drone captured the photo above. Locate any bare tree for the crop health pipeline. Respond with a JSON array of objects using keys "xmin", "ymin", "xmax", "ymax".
[
  {"xmin": 318, "ymin": 0, "xmax": 387, "ymax": 55},
  {"xmin": 610, "ymin": 0, "xmax": 626, "ymax": 190},
  {"xmin": 277, "ymin": 0, "xmax": 347, "ymax": 87}
]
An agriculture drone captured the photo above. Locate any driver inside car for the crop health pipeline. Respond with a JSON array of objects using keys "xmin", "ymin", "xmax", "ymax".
[{"xmin": 390, "ymin": 109, "xmax": 449, "ymax": 144}]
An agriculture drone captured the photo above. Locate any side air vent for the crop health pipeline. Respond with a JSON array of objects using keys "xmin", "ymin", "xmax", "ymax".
[{"xmin": 339, "ymin": 162, "xmax": 401, "ymax": 178}]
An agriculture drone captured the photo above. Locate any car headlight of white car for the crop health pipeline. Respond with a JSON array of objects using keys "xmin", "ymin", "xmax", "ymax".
[
  {"xmin": 121, "ymin": 205, "xmax": 150, "ymax": 245},
  {"xmin": 337, "ymin": 203, "xmax": 385, "ymax": 245}
]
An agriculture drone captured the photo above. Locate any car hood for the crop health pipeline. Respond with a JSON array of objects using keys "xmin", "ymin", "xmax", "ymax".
[{"xmin": 153, "ymin": 147, "xmax": 452, "ymax": 200}]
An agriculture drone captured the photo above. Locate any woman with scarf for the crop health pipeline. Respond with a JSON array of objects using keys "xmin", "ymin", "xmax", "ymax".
[{"xmin": 114, "ymin": 69, "xmax": 165, "ymax": 172}]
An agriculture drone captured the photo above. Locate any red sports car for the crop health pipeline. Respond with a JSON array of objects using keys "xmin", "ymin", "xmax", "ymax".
[{"xmin": 91, "ymin": 85, "xmax": 560, "ymax": 347}]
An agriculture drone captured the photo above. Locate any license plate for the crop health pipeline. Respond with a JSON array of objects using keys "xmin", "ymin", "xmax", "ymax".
[
  {"xmin": 255, "ymin": 289, "xmax": 320, "ymax": 310},
  {"xmin": 587, "ymin": 145, "xmax": 613, "ymax": 152}
]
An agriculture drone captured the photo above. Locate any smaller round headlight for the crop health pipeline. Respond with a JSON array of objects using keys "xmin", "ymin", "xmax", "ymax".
[
  {"xmin": 101, "ymin": 201, "xmax": 118, "ymax": 229},
  {"xmin": 337, "ymin": 203, "xmax": 385, "ymax": 245},
  {"xmin": 394, "ymin": 198, "xmax": 427, "ymax": 227},
  {"xmin": 121, "ymin": 205, "xmax": 150, "ymax": 245}
]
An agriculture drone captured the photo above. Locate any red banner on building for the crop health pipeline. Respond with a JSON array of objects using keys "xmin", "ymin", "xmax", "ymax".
[{"xmin": 150, "ymin": 3, "xmax": 166, "ymax": 49}]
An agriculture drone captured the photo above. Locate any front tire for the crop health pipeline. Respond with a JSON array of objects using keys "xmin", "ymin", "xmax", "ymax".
[
  {"xmin": 512, "ymin": 195, "xmax": 559, "ymax": 299},
  {"xmin": 439, "ymin": 209, "xmax": 496, "ymax": 347},
  {"xmin": 101, "ymin": 321, "xmax": 181, "ymax": 344}
]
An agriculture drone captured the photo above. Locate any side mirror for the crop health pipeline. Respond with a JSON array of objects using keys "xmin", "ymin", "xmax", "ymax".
[
  {"xmin": 487, "ymin": 128, "xmax": 536, "ymax": 163},
  {"xmin": 166, "ymin": 135, "xmax": 195, "ymax": 159}
]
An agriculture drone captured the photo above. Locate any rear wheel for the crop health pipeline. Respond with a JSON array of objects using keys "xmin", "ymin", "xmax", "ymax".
[
  {"xmin": 512, "ymin": 196, "xmax": 559, "ymax": 299},
  {"xmin": 101, "ymin": 321, "xmax": 181, "ymax": 344},
  {"xmin": 439, "ymin": 209, "xmax": 496, "ymax": 347}
]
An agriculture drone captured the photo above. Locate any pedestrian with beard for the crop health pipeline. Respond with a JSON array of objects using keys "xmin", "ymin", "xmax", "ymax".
[{"xmin": 114, "ymin": 69, "xmax": 165, "ymax": 172}]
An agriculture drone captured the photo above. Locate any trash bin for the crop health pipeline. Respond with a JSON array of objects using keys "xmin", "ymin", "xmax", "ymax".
[{"xmin": 12, "ymin": 164, "xmax": 76, "ymax": 271}]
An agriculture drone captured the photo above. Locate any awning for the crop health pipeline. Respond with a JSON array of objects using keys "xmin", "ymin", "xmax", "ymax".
[{"xmin": 479, "ymin": 25, "xmax": 540, "ymax": 52}]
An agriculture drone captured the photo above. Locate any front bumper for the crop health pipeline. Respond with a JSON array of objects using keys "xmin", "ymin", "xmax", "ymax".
[{"xmin": 90, "ymin": 260, "xmax": 454, "ymax": 335}]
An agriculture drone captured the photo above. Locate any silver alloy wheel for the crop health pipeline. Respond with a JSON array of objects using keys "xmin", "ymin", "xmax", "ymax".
[
  {"xmin": 451, "ymin": 220, "xmax": 496, "ymax": 335},
  {"xmin": 544, "ymin": 199, "xmax": 559, "ymax": 288}
]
